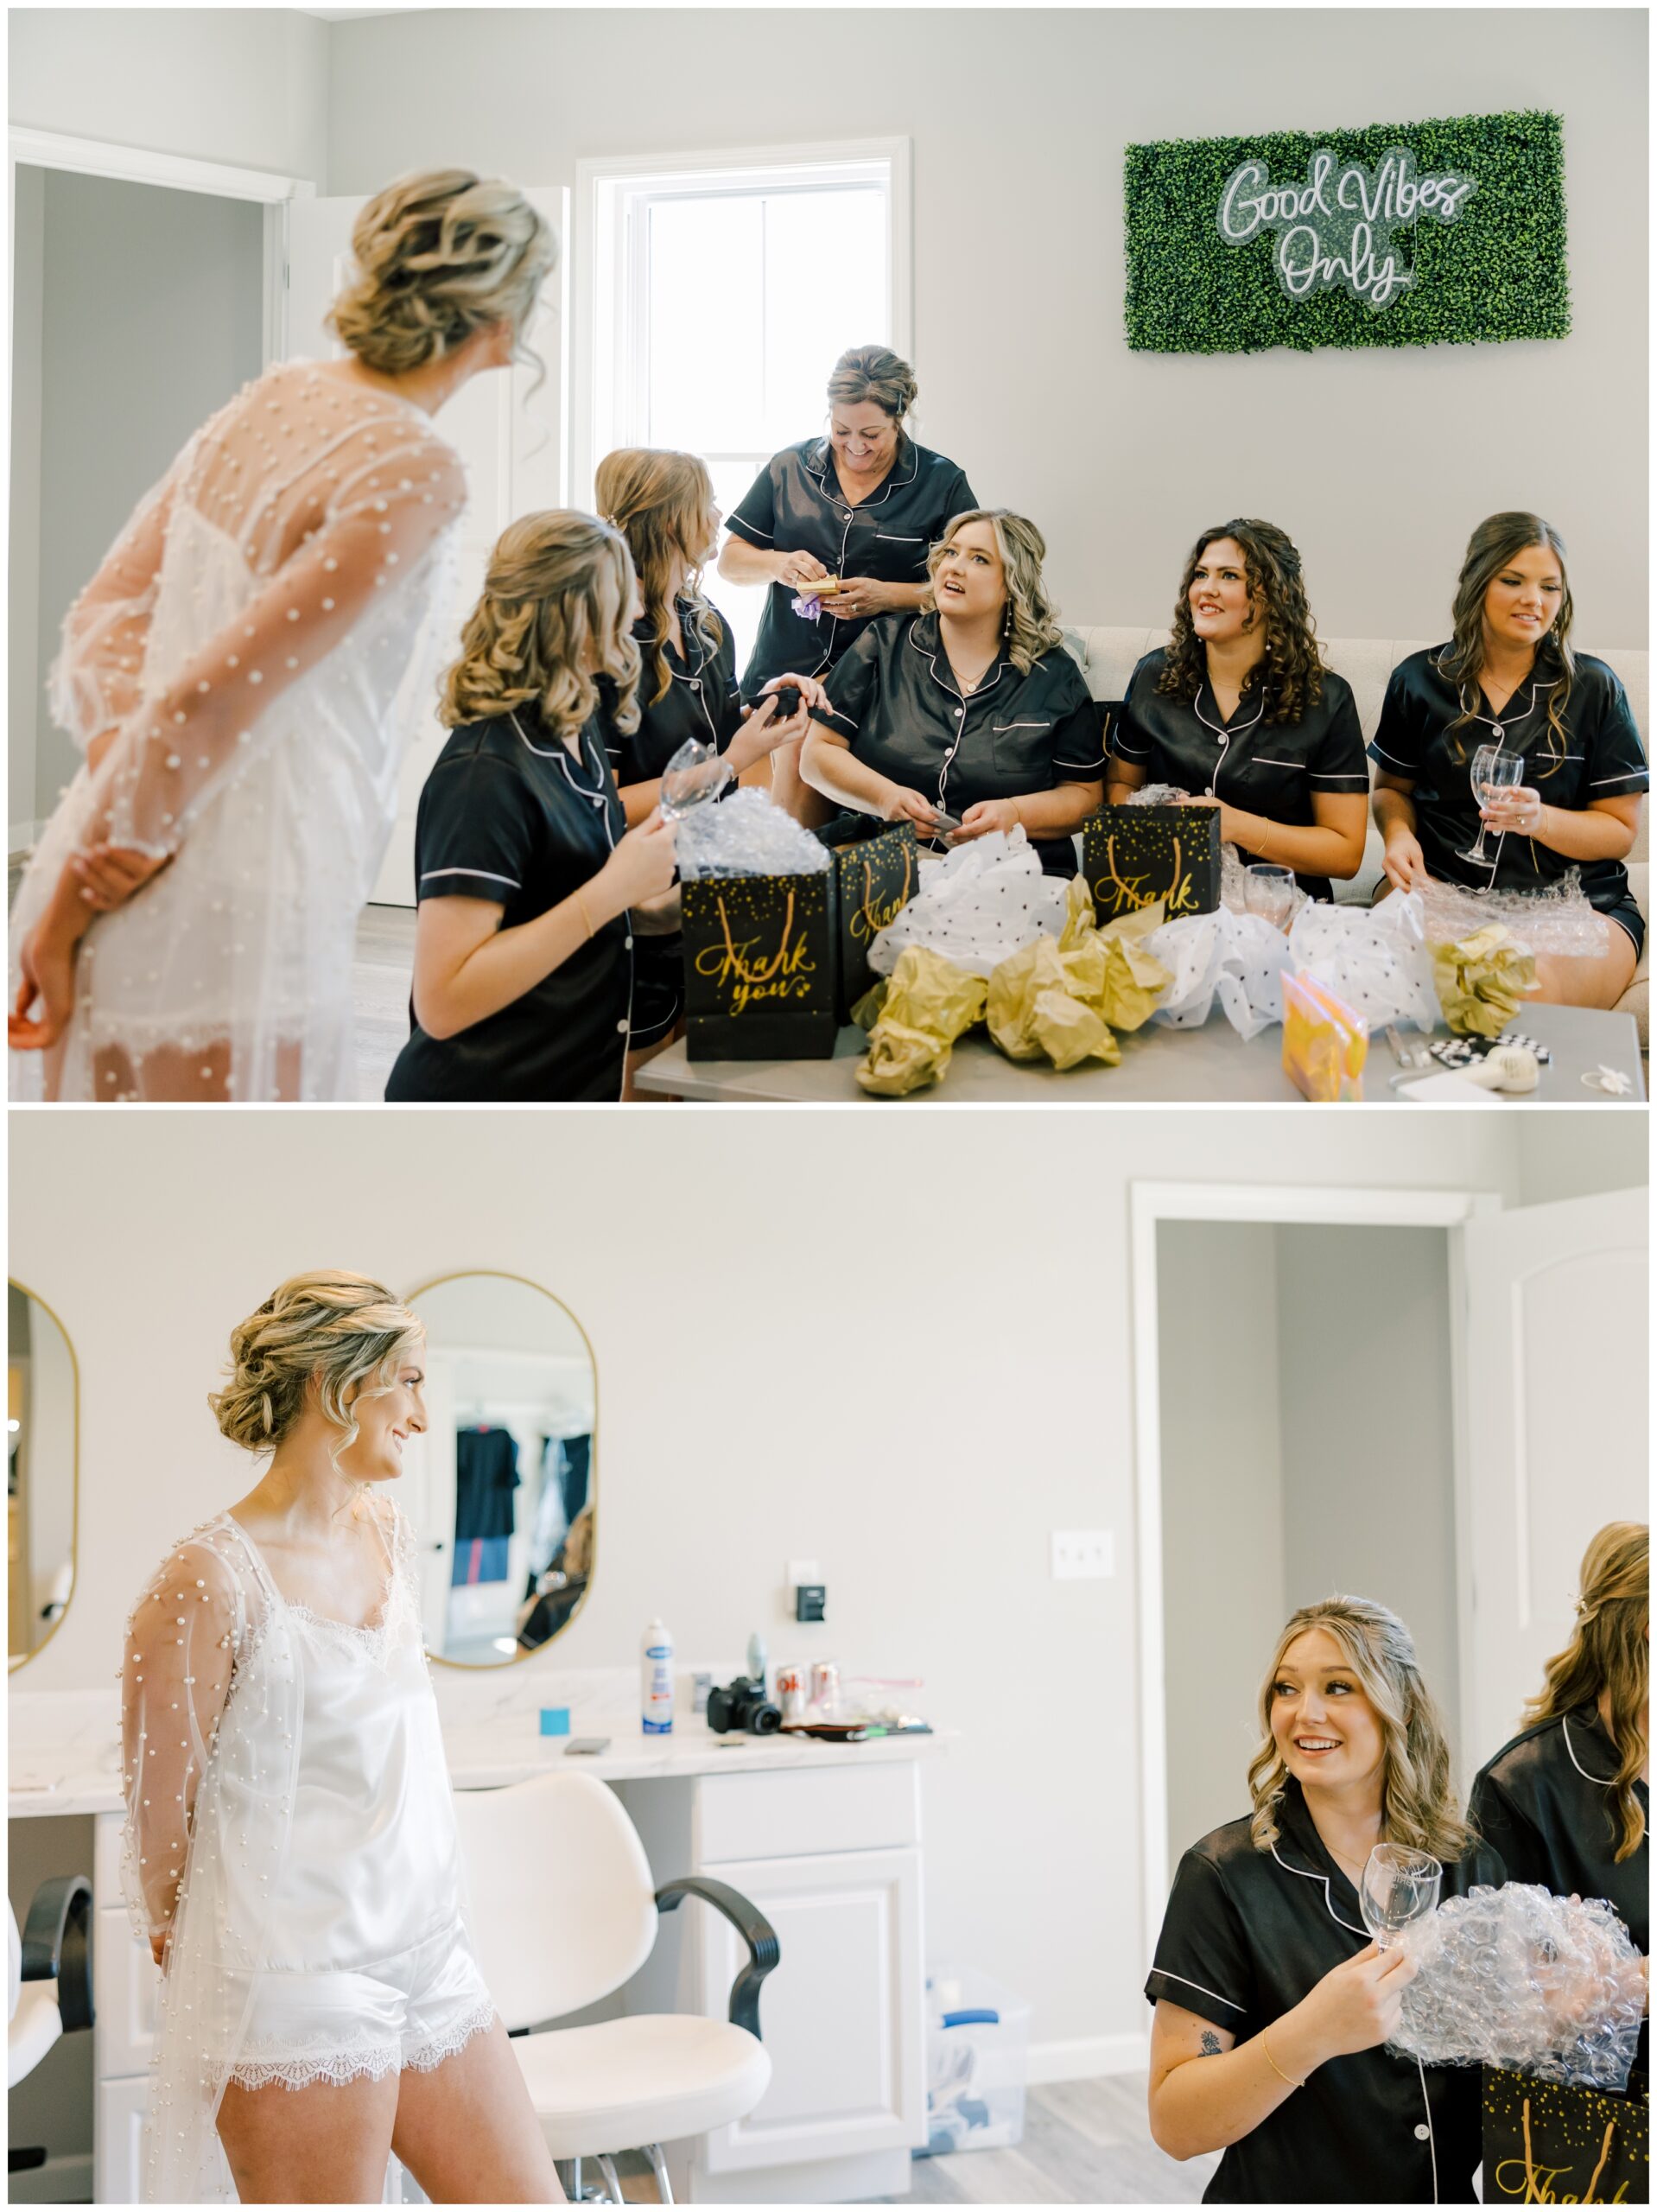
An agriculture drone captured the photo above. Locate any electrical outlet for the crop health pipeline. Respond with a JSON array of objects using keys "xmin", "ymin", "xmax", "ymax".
[{"xmin": 1051, "ymin": 1530, "xmax": 1114, "ymax": 1580}]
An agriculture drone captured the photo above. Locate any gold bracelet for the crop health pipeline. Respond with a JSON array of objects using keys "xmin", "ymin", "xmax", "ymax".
[
  {"xmin": 1260, "ymin": 2034, "xmax": 1305, "ymax": 2092},
  {"xmin": 574, "ymin": 890, "xmax": 595, "ymax": 943},
  {"xmin": 1010, "ymin": 798, "xmax": 1022, "ymax": 825}
]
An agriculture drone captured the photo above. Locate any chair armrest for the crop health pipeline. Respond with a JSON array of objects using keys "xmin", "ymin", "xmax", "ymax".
[
  {"xmin": 654, "ymin": 1876, "xmax": 780, "ymax": 2039},
  {"xmin": 21, "ymin": 1877, "xmax": 92, "ymax": 2034}
]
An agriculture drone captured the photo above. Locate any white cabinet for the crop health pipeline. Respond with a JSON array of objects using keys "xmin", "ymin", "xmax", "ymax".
[
  {"xmin": 92, "ymin": 1811, "xmax": 161, "ymax": 2204},
  {"xmin": 93, "ymin": 2074, "xmax": 148, "ymax": 2206}
]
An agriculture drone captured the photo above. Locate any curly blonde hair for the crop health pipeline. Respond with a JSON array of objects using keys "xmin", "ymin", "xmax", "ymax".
[
  {"xmin": 1524, "ymin": 1522, "xmax": 1648, "ymax": 1862},
  {"xmin": 208, "ymin": 1271, "xmax": 422, "ymax": 1466},
  {"xmin": 441, "ymin": 512, "xmax": 641, "ymax": 741},
  {"xmin": 327, "ymin": 168, "xmax": 557, "ymax": 379},
  {"xmin": 594, "ymin": 448, "xmax": 724, "ymax": 708},
  {"xmin": 1247, "ymin": 1595, "xmax": 1472, "ymax": 1863},
  {"xmin": 1158, "ymin": 519, "xmax": 1327, "ymax": 728},
  {"xmin": 924, "ymin": 508, "xmax": 1063, "ymax": 676},
  {"xmin": 827, "ymin": 345, "xmax": 918, "ymax": 426}
]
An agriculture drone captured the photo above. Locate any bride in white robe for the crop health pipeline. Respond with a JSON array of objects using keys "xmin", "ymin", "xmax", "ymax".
[{"xmin": 9, "ymin": 168, "xmax": 556, "ymax": 1103}]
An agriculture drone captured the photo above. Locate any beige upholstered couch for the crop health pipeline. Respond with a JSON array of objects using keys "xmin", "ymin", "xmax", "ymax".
[{"xmin": 1062, "ymin": 628, "xmax": 1650, "ymax": 1042}]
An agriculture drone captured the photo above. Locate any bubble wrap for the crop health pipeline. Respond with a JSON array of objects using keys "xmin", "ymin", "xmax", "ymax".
[
  {"xmin": 1127, "ymin": 783, "xmax": 1191, "ymax": 807},
  {"xmin": 1144, "ymin": 906, "xmax": 1291, "ymax": 1040},
  {"xmin": 1417, "ymin": 870, "xmax": 1609, "ymax": 958},
  {"xmin": 867, "ymin": 828, "xmax": 1067, "ymax": 979},
  {"xmin": 1287, "ymin": 891, "xmax": 1440, "ymax": 1033},
  {"xmin": 1389, "ymin": 1883, "xmax": 1645, "ymax": 2091},
  {"xmin": 675, "ymin": 788, "xmax": 832, "ymax": 880}
]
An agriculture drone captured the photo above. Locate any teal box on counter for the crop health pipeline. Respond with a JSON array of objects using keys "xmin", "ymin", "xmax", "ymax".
[{"xmin": 538, "ymin": 1707, "xmax": 571, "ymax": 1737}]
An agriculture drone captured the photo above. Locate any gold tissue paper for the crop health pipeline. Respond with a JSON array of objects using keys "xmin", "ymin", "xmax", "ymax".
[
  {"xmin": 1431, "ymin": 925, "xmax": 1538, "ymax": 1037},
  {"xmin": 854, "ymin": 947, "xmax": 988, "ymax": 1096},
  {"xmin": 986, "ymin": 880, "xmax": 1171, "ymax": 1069}
]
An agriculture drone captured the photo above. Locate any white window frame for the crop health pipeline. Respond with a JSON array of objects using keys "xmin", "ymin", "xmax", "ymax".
[{"xmin": 570, "ymin": 136, "xmax": 912, "ymax": 513}]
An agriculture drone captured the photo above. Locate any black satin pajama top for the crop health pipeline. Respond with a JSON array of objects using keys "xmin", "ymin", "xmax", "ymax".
[
  {"xmin": 1368, "ymin": 644, "xmax": 1648, "ymax": 952},
  {"xmin": 1147, "ymin": 1781, "xmax": 1504, "ymax": 2202},
  {"xmin": 1113, "ymin": 648, "xmax": 1369, "ymax": 904},
  {"xmin": 809, "ymin": 611, "xmax": 1105, "ymax": 877},
  {"xmin": 726, "ymin": 435, "xmax": 976, "ymax": 692},
  {"xmin": 1469, "ymin": 1705, "xmax": 1648, "ymax": 2085},
  {"xmin": 387, "ymin": 708, "xmax": 631, "ymax": 1103}
]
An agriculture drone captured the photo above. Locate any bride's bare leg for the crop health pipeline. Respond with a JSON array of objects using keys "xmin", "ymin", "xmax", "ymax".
[
  {"xmin": 216, "ymin": 2068, "xmax": 399, "ymax": 2202},
  {"xmin": 391, "ymin": 2018, "xmax": 563, "ymax": 2203}
]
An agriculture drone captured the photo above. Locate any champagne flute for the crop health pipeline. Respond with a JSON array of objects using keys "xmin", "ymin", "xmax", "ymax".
[
  {"xmin": 1244, "ymin": 862, "xmax": 1297, "ymax": 933},
  {"xmin": 658, "ymin": 736, "xmax": 733, "ymax": 822},
  {"xmin": 1457, "ymin": 746, "xmax": 1525, "ymax": 867},
  {"xmin": 1359, "ymin": 1842, "xmax": 1442, "ymax": 1951}
]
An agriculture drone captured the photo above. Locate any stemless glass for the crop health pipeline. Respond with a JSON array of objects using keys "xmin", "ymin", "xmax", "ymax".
[
  {"xmin": 1244, "ymin": 862, "xmax": 1297, "ymax": 932},
  {"xmin": 658, "ymin": 736, "xmax": 733, "ymax": 822},
  {"xmin": 1457, "ymin": 746, "xmax": 1525, "ymax": 867},
  {"xmin": 1359, "ymin": 1842, "xmax": 1443, "ymax": 1950}
]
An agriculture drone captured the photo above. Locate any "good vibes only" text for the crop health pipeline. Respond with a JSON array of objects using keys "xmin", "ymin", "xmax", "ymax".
[{"xmin": 1216, "ymin": 146, "xmax": 1478, "ymax": 310}]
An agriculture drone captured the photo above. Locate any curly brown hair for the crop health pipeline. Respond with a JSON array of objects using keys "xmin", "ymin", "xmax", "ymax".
[
  {"xmin": 1436, "ymin": 512, "xmax": 1576, "ymax": 778},
  {"xmin": 1157, "ymin": 518, "xmax": 1325, "ymax": 728},
  {"xmin": 440, "ymin": 511, "xmax": 640, "ymax": 742}
]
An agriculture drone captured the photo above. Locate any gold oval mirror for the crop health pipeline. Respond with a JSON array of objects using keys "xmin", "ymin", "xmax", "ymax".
[
  {"xmin": 8, "ymin": 1279, "xmax": 79, "ymax": 1669},
  {"xmin": 403, "ymin": 1272, "xmax": 595, "ymax": 1667}
]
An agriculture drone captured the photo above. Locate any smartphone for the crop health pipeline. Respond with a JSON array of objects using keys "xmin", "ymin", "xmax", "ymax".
[{"xmin": 562, "ymin": 1737, "xmax": 612, "ymax": 1756}]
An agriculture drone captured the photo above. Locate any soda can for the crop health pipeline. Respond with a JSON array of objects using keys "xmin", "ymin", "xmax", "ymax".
[
  {"xmin": 776, "ymin": 1663, "xmax": 807, "ymax": 1721},
  {"xmin": 810, "ymin": 1659, "xmax": 841, "ymax": 1716}
]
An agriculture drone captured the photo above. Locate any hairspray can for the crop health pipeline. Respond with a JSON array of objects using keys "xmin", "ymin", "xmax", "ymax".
[{"xmin": 641, "ymin": 1619, "xmax": 675, "ymax": 1735}]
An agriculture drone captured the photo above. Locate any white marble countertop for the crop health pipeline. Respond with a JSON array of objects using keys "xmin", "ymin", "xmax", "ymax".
[{"xmin": 10, "ymin": 1669, "xmax": 948, "ymax": 1818}]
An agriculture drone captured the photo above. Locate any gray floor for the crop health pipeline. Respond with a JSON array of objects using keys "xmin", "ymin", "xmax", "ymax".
[{"xmin": 881, "ymin": 2076, "xmax": 1218, "ymax": 2206}]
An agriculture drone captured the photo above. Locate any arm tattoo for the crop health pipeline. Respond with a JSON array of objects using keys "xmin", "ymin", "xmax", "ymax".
[{"xmin": 1200, "ymin": 2031, "xmax": 1222, "ymax": 2056}]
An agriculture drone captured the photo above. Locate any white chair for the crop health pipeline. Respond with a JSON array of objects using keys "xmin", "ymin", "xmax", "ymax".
[
  {"xmin": 9, "ymin": 1875, "xmax": 93, "ymax": 2178},
  {"xmin": 452, "ymin": 1770, "xmax": 778, "ymax": 2205}
]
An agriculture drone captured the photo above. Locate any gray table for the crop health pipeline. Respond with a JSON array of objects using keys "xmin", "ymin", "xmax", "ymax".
[{"xmin": 637, "ymin": 1002, "xmax": 1646, "ymax": 1104}]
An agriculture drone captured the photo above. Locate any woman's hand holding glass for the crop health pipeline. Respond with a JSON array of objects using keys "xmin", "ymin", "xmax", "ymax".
[
  {"xmin": 1292, "ymin": 1941, "xmax": 1419, "ymax": 2061},
  {"xmin": 1476, "ymin": 782, "xmax": 1546, "ymax": 837},
  {"xmin": 1458, "ymin": 746, "xmax": 1526, "ymax": 865},
  {"xmin": 594, "ymin": 812, "xmax": 679, "ymax": 915}
]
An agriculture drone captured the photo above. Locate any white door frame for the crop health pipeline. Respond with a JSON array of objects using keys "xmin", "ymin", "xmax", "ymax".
[
  {"xmin": 8, "ymin": 126, "xmax": 316, "ymax": 365},
  {"xmin": 1127, "ymin": 1179, "xmax": 1502, "ymax": 1974}
]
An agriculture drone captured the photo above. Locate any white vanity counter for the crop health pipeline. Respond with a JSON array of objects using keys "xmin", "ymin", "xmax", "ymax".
[{"xmin": 11, "ymin": 1674, "xmax": 945, "ymax": 2205}]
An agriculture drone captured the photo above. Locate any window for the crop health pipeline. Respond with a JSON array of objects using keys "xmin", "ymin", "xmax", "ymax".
[{"xmin": 576, "ymin": 140, "xmax": 911, "ymax": 673}]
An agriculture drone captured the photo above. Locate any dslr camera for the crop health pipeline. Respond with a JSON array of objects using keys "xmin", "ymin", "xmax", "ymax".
[{"xmin": 706, "ymin": 1675, "xmax": 783, "ymax": 1736}]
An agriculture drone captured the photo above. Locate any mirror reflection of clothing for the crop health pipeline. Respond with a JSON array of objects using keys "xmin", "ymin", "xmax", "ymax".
[
  {"xmin": 810, "ymin": 612, "xmax": 1105, "ymax": 876},
  {"xmin": 727, "ymin": 436, "xmax": 976, "ymax": 692},
  {"xmin": 120, "ymin": 1498, "xmax": 495, "ymax": 2202},
  {"xmin": 1368, "ymin": 643, "xmax": 1648, "ymax": 954},
  {"xmin": 1147, "ymin": 1780, "xmax": 1503, "ymax": 2202},
  {"xmin": 1112, "ymin": 649, "xmax": 1369, "ymax": 904},
  {"xmin": 1469, "ymin": 1703, "xmax": 1648, "ymax": 2088}
]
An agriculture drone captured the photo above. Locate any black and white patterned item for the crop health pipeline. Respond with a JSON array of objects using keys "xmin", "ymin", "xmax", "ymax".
[{"xmin": 1428, "ymin": 1031, "xmax": 1553, "ymax": 1068}]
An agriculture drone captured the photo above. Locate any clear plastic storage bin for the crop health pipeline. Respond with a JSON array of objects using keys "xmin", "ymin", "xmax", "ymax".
[{"xmin": 918, "ymin": 1967, "xmax": 1032, "ymax": 2156}]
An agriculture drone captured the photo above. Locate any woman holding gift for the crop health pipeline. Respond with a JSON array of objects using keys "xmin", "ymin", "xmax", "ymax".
[
  {"xmin": 385, "ymin": 512, "xmax": 677, "ymax": 1103},
  {"xmin": 719, "ymin": 346, "xmax": 977, "ymax": 818},
  {"xmin": 1146, "ymin": 1594, "xmax": 1503, "ymax": 2201},
  {"xmin": 1468, "ymin": 1522, "xmax": 1647, "ymax": 2083},
  {"xmin": 1106, "ymin": 519, "xmax": 1369, "ymax": 905},
  {"xmin": 593, "ymin": 448, "xmax": 828, "ymax": 1076},
  {"xmin": 800, "ymin": 510, "xmax": 1104, "ymax": 877},
  {"xmin": 1370, "ymin": 512, "xmax": 1647, "ymax": 1007}
]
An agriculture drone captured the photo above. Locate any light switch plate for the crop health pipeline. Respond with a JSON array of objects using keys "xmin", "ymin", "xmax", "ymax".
[{"xmin": 1051, "ymin": 1530, "xmax": 1114, "ymax": 1580}]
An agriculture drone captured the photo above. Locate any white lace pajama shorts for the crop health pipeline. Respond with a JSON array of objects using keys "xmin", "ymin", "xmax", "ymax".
[{"xmin": 227, "ymin": 1916, "xmax": 497, "ymax": 2092}]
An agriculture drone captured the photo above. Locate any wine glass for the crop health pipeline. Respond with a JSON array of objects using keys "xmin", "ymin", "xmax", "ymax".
[
  {"xmin": 658, "ymin": 737, "xmax": 733, "ymax": 822},
  {"xmin": 1359, "ymin": 1842, "xmax": 1442, "ymax": 1951},
  {"xmin": 1457, "ymin": 746, "xmax": 1525, "ymax": 867},
  {"xmin": 1244, "ymin": 862, "xmax": 1297, "ymax": 933}
]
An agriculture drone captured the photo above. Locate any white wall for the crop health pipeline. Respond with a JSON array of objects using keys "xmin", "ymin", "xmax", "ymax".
[
  {"xmin": 1515, "ymin": 1115, "xmax": 1652, "ymax": 1209},
  {"xmin": 12, "ymin": 1109, "xmax": 1550, "ymax": 2058},
  {"xmin": 323, "ymin": 6, "xmax": 1648, "ymax": 643},
  {"xmin": 1158, "ymin": 1221, "xmax": 1285, "ymax": 1883},
  {"xmin": 8, "ymin": 8, "xmax": 329, "ymax": 184},
  {"xmin": 10, "ymin": 163, "xmax": 46, "ymax": 846},
  {"xmin": 26, "ymin": 171, "xmax": 266, "ymax": 822}
]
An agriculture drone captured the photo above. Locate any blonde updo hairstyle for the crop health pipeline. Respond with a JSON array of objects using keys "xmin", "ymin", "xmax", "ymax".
[
  {"xmin": 441, "ymin": 512, "xmax": 642, "ymax": 741},
  {"xmin": 208, "ymin": 1271, "xmax": 423, "ymax": 1471},
  {"xmin": 827, "ymin": 345, "xmax": 918, "ymax": 429},
  {"xmin": 594, "ymin": 448, "xmax": 724, "ymax": 708},
  {"xmin": 924, "ymin": 508, "xmax": 1064, "ymax": 676},
  {"xmin": 327, "ymin": 168, "xmax": 557, "ymax": 378},
  {"xmin": 1247, "ymin": 1593, "xmax": 1472, "ymax": 1863}
]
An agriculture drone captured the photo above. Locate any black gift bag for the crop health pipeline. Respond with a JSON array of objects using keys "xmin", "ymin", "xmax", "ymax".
[
  {"xmin": 817, "ymin": 817, "xmax": 920, "ymax": 1022},
  {"xmin": 682, "ymin": 871, "xmax": 839, "ymax": 1059},
  {"xmin": 1482, "ymin": 2067, "xmax": 1647, "ymax": 2204},
  {"xmin": 1082, "ymin": 804, "xmax": 1222, "ymax": 925}
]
